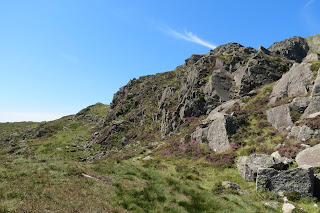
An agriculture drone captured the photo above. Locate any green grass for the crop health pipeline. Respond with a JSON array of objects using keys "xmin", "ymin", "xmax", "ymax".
[
  {"xmin": 0, "ymin": 122, "xmax": 37, "ymax": 134},
  {"xmin": 311, "ymin": 61, "xmax": 320, "ymax": 73}
]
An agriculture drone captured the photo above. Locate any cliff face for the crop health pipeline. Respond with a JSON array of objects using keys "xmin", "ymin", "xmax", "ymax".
[{"xmin": 100, "ymin": 36, "xmax": 313, "ymax": 149}]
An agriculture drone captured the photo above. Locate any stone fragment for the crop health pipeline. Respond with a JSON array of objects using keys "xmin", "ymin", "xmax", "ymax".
[
  {"xmin": 263, "ymin": 202, "xmax": 279, "ymax": 209},
  {"xmin": 221, "ymin": 181, "xmax": 250, "ymax": 195},
  {"xmin": 256, "ymin": 165, "xmax": 314, "ymax": 197},
  {"xmin": 282, "ymin": 203, "xmax": 296, "ymax": 213}
]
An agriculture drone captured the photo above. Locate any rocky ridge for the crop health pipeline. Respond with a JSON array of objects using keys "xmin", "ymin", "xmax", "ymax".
[{"xmin": 1, "ymin": 34, "xmax": 320, "ymax": 212}]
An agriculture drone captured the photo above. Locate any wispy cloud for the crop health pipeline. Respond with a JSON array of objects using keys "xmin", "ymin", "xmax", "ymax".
[
  {"xmin": 301, "ymin": 0, "xmax": 319, "ymax": 33},
  {"xmin": 62, "ymin": 53, "xmax": 78, "ymax": 63},
  {"xmin": 163, "ymin": 27, "xmax": 216, "ymax": 49},
  {"xmin": 305, "ymin": 0, "xmax": 315, "ymax": 7},
  {"xmin": 0, "ymin": 112, "xmax": 67, "ymax": 122}
]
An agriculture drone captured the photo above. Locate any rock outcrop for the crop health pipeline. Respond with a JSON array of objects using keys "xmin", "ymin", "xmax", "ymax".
[
  {"xmin": 256, "ymin": 165, "xmax": 314, "ymax": 197},
  {"xmin": 306, "ymin": 34, "xmax": 320, "ymax": 54},
  {"xmin": 268, "ymin": 36, "xmax": 309, "ymax": 62},
  {"xmin": 269, "ymin": 63, "xmax": 313, "ymax": 105}
]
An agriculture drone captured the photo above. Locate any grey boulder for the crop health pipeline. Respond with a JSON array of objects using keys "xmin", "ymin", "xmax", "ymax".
[
  {"xmin": 206, "ymin": 113, "xmax": 237, "ymax": 152},
  {"xmin": 256, "ymin": 165, "xmax": 314, "ymax": 197},
  {"xmin": 296, "ymin": 144, "xmax": 320, "ymax": 168},
  {"xmin": 222, "ymin": 181, "xmax": 250, "ymax": 195},
  {"xmin": 237, "ymin": 154, "xmax": 286, "ymax": 182},
  {"xmin": 266, "ymin": 104, "xmax": 293, "ymax": 132},
  {"xmin": 302, "ymin": 96, "xmax": 320, "ymax": 118}
]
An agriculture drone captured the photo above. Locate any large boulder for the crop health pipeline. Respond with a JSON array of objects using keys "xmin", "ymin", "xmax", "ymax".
[
  {"xmin": 296, "ymin": 144, "xmax": 320, "ymax": 168},
  {"xmin": 269, "ymin": 63, "xmax": 313, "ymax": 105},
  {"xmin": 237, "ymin": 154, "xmax": 286, "ymax": 182},
  {"xmin": 266, "ymin": 104, "xmax": 293, "ymax": 132},
  {"xmin": 268, "ymin": 36, "xmax": 309, "ymax": 63},
  {"xmin": 206, "ymin": 113, "xmax": 237, "ymax": 152},
  {"xmin": 256, "ymin": 165, "xmax": 314, "ymax": 197}
]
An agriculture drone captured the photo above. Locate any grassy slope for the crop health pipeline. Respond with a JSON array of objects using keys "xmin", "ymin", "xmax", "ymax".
[{"xmin": 1, "ymin": 92, "xmax": 320, "ymax": 212}]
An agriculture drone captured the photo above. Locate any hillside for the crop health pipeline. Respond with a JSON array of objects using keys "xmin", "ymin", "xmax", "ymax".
[{"xmin": 1, "ymin": 34, "xmax": 320, "ymax": 212}]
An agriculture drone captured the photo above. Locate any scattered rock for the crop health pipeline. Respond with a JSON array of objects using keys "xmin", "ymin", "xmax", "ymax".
[
  {"xmin": 289, "ymin": 125, "xmax": 317, "ymax": 142},
  {"xmin": 296, "ymin": 144, "xmax": 320, "ymax": 168},
  {"xmin": 143, "ymin": 156, "xmax": 152, "ymax": 161},
  {"xmin": 221, "ymin": 181, "xmax": 250, "ymax": 195},
  {"xmin": 282, "ymin": 203, "xmax": 296, "ymax": 213},
  {"xmin": 121, "ymin": 137, "xmax": 127, "ymax": 146},
  {"xmin": 256, "ymin": 165, "xmax": 314, "ymax": 197},
  {"xmin": 237, "ymin": 154, "xmax": 286, "ymax": 182},
  {"xmin": 263, "ymin": 202, "xmax": 279, "ymax": 209},
  {"xmin": 266, "ymin": 104, "xmax": 293, "ymax": 132}
]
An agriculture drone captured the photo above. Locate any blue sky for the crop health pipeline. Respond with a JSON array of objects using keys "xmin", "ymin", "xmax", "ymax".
[{"xmin": 0, "ymin": 0, "xmax": 319, "ymax": 122}]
